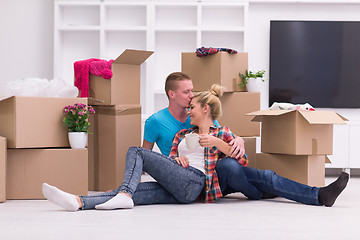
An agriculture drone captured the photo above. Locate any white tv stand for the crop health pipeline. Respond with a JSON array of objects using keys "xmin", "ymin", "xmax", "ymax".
[{"xmin": 327, "ymin": 121, "xmax": 360, "ymax": 175}]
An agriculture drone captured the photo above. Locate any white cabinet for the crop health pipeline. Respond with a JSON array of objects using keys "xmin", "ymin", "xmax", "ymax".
[
  {"xmin": 54, "ymin": 1, "xmax": 249, "ymax": 115},
  {"xmin": 349, "ymin": 123, "xmax": 360, "ymax": 168},
  {"xmin": 327, "ymin": 124, "xmax": 349, "ymax": 169},
  {"xmin": 326, "ymin": 122, "xmax": 360, "ymax": 173}
]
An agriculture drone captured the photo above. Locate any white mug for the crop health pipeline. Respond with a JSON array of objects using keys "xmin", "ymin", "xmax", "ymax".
[{"xmin": 185, "ymin": 133, "xmax": 199, "ymax": 150}]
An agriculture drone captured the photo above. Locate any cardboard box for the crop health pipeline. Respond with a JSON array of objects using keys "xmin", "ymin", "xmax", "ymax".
[
  {"xmin": 89, "ymin": 105, "xmax": 141, "ymax": 191},
  {"xmin": 243, "ymin": 137, "xmax": 257, "ymax": 168},
  {"xmin": 0, "ymin": 137, "xmax": 6, "ymax": 202},
  {"xmin": 88, "ymin": 112, "xmax": 97, "ymax": 190},
  {"xmin": 182, "ymin": 52, "xmax": 248, "ymax": 92},
  {"xmin": 220, "ymin": 92, "xmax": 260, "ymax": 137},
  {"xmin": 6, "ymin": 148, "xmax": 88, "ymax": 199},
  {"xmin": 255, "ymin": 153, "xmax": 330, "ymax": 187},
  {"xmin": 0, "ymin": 96, "xmax": 88, "ymax": 148},
  {"xmin": 89, "ymin": 49, "xmax": 153, "ymax": 105},
  {"xmin": 247, "ymin": 110, "xmax": 347, "ymax": 155}
]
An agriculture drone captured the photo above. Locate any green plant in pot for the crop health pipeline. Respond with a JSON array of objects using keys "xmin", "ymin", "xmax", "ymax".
[
  {"xmin": 63, "ymin": 103, "xmax": 95, "ymax": 149},
  {"xmin": 239, "ymin": 70, "xmax": 267, "ymax": 92}
]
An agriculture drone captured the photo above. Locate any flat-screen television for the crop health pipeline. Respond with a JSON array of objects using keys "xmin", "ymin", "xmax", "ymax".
[{"xmin": 270, "ymin": 21, "xmax": 360, "ymax": 108}]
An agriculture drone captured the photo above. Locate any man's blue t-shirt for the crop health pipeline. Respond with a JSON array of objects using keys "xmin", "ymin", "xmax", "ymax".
[
  {"xmin": 144, "ymin": 108, "xmax": 219, "ymax": 156},
  {"xmin": 144, "ymin": 108, "xmax": 192, "ymax": 157}
]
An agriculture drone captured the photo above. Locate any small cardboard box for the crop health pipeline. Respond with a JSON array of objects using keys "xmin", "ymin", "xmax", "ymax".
[
  {"xmin": 243, "ymin": 137, "xmax": 257, "ymax": 168},
  {"xmin": 255, "ymin": 153, "xmax": 330, "ymax": 187},
  {"xmin": 247, "ymin": 110, "xmax": 347, "ymax": 155},
  {"xmin": 0, "ymin": 137, "xmax": 6, "ymax": 202},
  {"xmin": 182, "ymin": 52, "xmax": 248, "ymax": 92},
  {"xmin": 89, "ymin": 49, "xmax": 153, "ymax": 105},
  {"xmin": 6, "ymin": 148, "xmax": 88, "ymax": 199},
  {"xmin": 0, "ymin": 96, "xmax": 88, "ymax": 148},
  {"xmin": 88, "ymin": 104, "xmax": 141, "ymax": 191},
  {"xmin": 220, "ymin": 92, "xmax": 260, "ymax": 137}
]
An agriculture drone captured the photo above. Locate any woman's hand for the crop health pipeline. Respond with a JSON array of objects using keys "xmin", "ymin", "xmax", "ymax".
[
  {"xmin": 175, "ymin": 156, "xmax": 189, "ymax": 168},
  {"xmin": 199, "ymin": 134, "xmax": 219, "ymax": 148},
  {"xmin": 199, "ymin": 134, "xmax": 232, "ymax": 156}
]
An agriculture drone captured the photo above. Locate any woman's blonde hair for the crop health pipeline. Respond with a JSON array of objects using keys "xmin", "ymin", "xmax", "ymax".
[{"xmin": 193, "ymin": 84, "xmax": 223, "ymax": 120}]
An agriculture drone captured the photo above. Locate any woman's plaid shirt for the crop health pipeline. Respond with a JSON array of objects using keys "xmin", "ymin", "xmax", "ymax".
[{"xmin": 169, "ymin": 125, "xmax": 248, "ymax": 203}]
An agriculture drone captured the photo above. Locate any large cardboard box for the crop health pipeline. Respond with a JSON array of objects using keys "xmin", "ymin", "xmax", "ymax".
[
  {"xmin": 0, "ymin": 137, "xmax": 6, "ymax": 202},
  {"xmin": 220, "ymin": 92, "xmax": 260, "ymax": 137},
  {"xmin": 247, "ymin": 110, "xmax": 347, "ymax": 155},
  {"xmin": 6, "ymin": 148, "xmax": 88, "ymax": 199},
  {"xmin": 89, "ymin": 105, "xmax": 141, "ymax": 191},
  {"xmin": 89, "ymin": 49, "xmax": 153, "ymax": 105},
  {"xmin": 255, "ymin": 153, "xmax": 329, "ymax": 187},
  {"xmin": 182, "ymin": 52, "xmax": 248, "ymax": 92},
  {"xmin": 243, "ymin": 137, "xmax": 257, "ymax": 168},
  {"xmin": 0, "ymin": 96, "xmax": 88, "ymax": 148}
]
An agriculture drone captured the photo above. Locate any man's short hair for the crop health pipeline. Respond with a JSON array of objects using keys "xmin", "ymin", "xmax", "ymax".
[{"xmin": 165, "ymin": 72, "xmax": 191, "ymax": 98}]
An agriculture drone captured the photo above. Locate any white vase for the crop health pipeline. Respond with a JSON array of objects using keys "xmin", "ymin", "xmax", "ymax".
[
  {"xmin": 246, "ymin": 78, "xmax": 264, "ymax": 92},
  {"xmin": 68, "ymin": 132, "xmax": 87, "ymax": 149}
]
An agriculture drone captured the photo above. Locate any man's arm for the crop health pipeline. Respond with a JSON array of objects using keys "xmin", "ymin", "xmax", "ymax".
[
  {"xmin": 142, "ymin": 139, "xmax": 155, "ymax": 150},
  {"xmin": 229, "ymin": 136, "xmax": 245, "ymax": 159}
]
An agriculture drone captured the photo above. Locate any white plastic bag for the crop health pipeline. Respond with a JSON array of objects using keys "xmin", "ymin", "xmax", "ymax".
[
  {"xmin": 0, "ymin": 78, "xmax": 78, "ymax": 98},
  {"xmin": 270, "ymin": 102, "xmax": 315, "ymax": 111}
]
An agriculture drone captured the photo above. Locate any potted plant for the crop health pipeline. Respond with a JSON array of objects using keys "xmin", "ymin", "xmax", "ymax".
[
  {"xmin": 63, "ymin": 103, "xmax": 95, "ymax": 149},
  {"xmin": 239, "ymin": 70, "xmax": 267, "ymax": 92}
]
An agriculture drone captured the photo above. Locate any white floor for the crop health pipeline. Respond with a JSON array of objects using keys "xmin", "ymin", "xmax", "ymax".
[{"xmin": 0, "ymin": 176, "xmax": 359, "ymax": 240}]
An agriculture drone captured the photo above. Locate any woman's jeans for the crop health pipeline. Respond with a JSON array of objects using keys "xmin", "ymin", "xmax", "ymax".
[
  {"xmin": 80, "ymin": 147, "xmax": 205, "ymax": 210},
  {"xmin": 215, "ymin": 157, "xmax": 320, "ymax": 205}
]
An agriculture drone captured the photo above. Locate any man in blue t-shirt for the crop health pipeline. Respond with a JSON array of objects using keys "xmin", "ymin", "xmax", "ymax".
[
  {"xmin": 141, "ymin": 72, "xmax": 350, "ymax": 206},
  {"xmin": 142, "ymin": 72, "xmax": 245, "ymax": 158}
]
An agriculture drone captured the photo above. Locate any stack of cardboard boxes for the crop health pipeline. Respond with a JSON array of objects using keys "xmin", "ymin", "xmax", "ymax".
[
  {"xmin": 0, "ymin": 96, "xmax": 88, "ymax": 201},
  {"xmin": 182, "ymin": 51, "xmax": 260, "ymax": 166},
  {"xmin": 247, "ymin": 110, "xmax": 347, "ymax": 186},
  {"xmin": 88, "ymin": 49, "xmax": 153, "ymax": 192}
]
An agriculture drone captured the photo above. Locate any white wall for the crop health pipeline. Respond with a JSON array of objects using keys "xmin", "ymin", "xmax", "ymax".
[
  {"xmin": 0, "ymin": 0, "xmax": 53, "ymax": 84},
  {"xmin": 2, "ymin": 0, "xmax": 360, "ymax": 121},
  {"xmin": 248, "ymin": 2, "xmax": 360, "ymax": 120}
]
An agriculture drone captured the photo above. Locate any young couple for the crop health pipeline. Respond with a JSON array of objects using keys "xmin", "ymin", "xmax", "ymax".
[{"xmin": 43, "ymin": 72, "xmax": 349, "ymax": 211}]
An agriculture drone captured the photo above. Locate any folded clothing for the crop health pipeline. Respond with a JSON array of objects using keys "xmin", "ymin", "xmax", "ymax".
[
  {"xmin": 196, "ymin": 47, "xmax": 238, "ymax": 57},
  {"xmin": 74, "ymin": 58, "xmax": 114, "ymax": 97}
]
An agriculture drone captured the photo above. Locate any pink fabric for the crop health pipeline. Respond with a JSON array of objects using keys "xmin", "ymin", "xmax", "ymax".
[{"xmin": 74, "ymin": 58, "xmax": 114, "ymax": 97}]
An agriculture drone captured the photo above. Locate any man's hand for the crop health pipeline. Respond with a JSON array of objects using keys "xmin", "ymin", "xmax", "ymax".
[
  {"xmin": 175, "ymin": 156, "xmax": 189, "ymax": 168},
  {"xmin": 229, "ymin": 136, "xmax": 245, "ymax": 159}
]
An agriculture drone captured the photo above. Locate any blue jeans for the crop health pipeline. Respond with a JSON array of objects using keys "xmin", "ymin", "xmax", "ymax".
[
  {"xmin": 215, "ymin": 157, "xmax": 320, "ymax": 205},
  {"xmin": 80, "ymin": 147, "xmax": 205, "ymax": 210}
]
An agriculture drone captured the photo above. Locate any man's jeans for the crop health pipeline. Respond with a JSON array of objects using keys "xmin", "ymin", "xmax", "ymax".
[
  {"xmin": 80, "ymin": 147, "xmax": 205, "ymax": 210},
  {"xmin": 215, "ymin": 157, "xmax": 320, "ymax": 205}
]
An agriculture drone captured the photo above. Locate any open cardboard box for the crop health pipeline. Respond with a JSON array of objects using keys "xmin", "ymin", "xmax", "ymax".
[
  {"xmin": 88, "ymin": 49, "xmax": 153, "ymax": 105},
  {"xmin": 247, "ymin": 110, "xmax": 347, "ymax": 155},
  {"xmin": 0, "ymin": 96, "xmax": 88, "ymax": 148},
  {"xmin": 6, "ymin": 148, "xmax": 88, "ymax": 199},
  {"xmin": 255, "ymin": 153, "xmax": 331, "ymax": 187},
  {"xmin": 88, "ymin": 104, "xmax": 141, "ymax": 191},
  {"xmin": 182, "ymin": 52, "xmax": 248, "ymax": 92},
  {"xmin": 0, "ymin": 136, "xmax": 6, "ymax": 202},
  {"xmin": 220, "ymin": 92, "xmax": 260, "ymax": 137}
]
